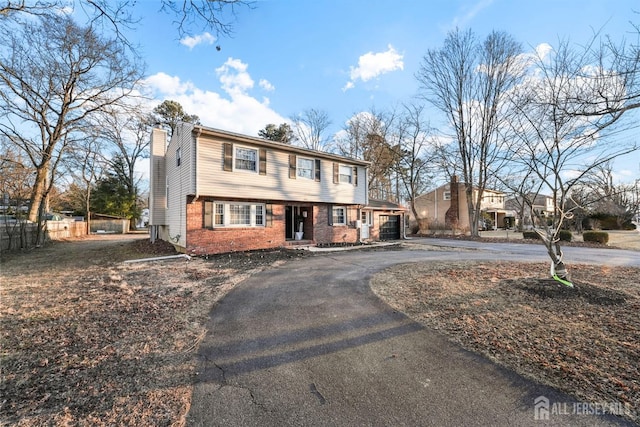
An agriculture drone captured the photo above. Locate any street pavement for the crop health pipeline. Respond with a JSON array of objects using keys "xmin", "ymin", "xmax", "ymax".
[{"xmin": 187, "ymin": 238, "xmax": 639, "ymax": 426}]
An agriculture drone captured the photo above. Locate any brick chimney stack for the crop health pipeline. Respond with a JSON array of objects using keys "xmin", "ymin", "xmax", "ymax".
[{"xmin": 445, "ymin": 175, "xmax": 459, "ymax": 229}]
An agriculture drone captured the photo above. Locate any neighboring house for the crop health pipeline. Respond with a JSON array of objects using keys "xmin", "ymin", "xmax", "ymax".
[
  {"xmin": 412, "ymin": 176, "xmax": 515, "ymax": 232},
  {"xmin": 505, "ymin": 193, "xmax": 555, "ymax": 230},
  {"xmin": 149, "ymin": 123, "xmax": 387, "ymax": 254}
]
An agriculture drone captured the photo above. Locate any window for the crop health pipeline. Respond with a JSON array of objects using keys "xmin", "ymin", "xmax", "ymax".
[
  {"xmin": 230, "ymin": 204, "xmax": 251, "ymax": 225},
  {"xmin": 297, "ymin": 157, "xmax": 314, "ymax": 180},
  {"xmin": 176, "ymin": 147, "xmax": 182, "ymax": 166},
  {"xmin": 235, "ymin": 147, "xmax": 257, "ymax": 172},
  {"xmin": 332, "ymin": 206, "xmax": 346, "ymax": 225},
  {"xmin": 214, "ymin": 203, "xmax": 224, "ymax": 226},
  {"xmin": 339, "ymin": 165, "xmax": 352, "ymax": 183},
  {"xmin": 205, "ymin": 201, "xmax": 266, "ymax": 228},
  {"xmin": 255, "ymin": 205, "xmax": 264, "ymax": 226},
  {"xmin": 443, "ymin": 191, "xmax": 451, "ymax": 201}
]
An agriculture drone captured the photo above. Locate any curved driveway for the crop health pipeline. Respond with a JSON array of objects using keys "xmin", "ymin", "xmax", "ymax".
[{"xmin": 188, "ymin": 239, "xmax": 639, "ymax": 426}]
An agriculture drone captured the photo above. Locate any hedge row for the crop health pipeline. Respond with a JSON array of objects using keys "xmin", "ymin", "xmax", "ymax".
[
  {"xmin": 522, "ymin": 230, "xmax": 572, "ymax": 241},
  {"xmin": 583, "ymin": 231, "xmax": 609, "ymax": 244}
]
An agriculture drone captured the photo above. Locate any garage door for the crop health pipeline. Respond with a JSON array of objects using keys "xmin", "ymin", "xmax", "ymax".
[{"xmin": 379, "ymin": 215, "xmax": 400, "ymax": 240}]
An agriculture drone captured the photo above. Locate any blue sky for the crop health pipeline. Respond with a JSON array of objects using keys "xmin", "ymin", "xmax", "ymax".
[{"xmin": 129, "ymin": 0, "xmax": 639, "ymax": 184}]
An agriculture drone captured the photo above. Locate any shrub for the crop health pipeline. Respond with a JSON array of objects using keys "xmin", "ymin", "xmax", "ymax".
[
  {"xmin": 523, "ymin": 231, "xmax": 541, "ymax": 240},
  {"xmin": 583, "ymin": 231, "xmax": 609, "ymax": 244},
  {"xmin": 558, "ymin": 230, "xmax": 572, "ymax": 242}
]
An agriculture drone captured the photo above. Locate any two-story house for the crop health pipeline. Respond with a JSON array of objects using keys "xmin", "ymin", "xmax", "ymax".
[
  {"xmin": 149, "ymin": 123, "xmax": 378, "ymax": 254},
  {"xmin": 412, "ymin": 176, "xmax": 515, "ymax": 232},
  {"xmin": 505, "ymin": 193, "xmax": 555, "ymax": 230}
]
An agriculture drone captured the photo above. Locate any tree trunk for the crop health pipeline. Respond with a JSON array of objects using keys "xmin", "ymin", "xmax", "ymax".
[{"xmin": 27, "ymin": 165, "xmax": 49, "ymax": 223}]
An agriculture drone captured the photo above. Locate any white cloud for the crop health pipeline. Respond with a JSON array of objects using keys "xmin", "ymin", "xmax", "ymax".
[
  {"xmin": 143, "ymin": 59, "xmax": 286, "ymax": 136},
  {"xmin": 343, "ymin": 44, "xmax": 404, "ymax": 91},
  {"xmin": 143, "ymin": 72, "xmax": 194, "ymax": 96},
  {"xmin": 216, "ymin": 57, "xmax": 255, "ymax": 96},
  {"xmin": 259, "ymin": 79, "xmax": 275, "ymax": 92},
  {"xmin": 180, "ymin": 32, "xmax": 216, "ymax": 49}
]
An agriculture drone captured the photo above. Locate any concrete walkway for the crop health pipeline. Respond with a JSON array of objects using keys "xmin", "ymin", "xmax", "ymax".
[{"xmin": 188, "ymin": 244, "xmax": 637, "ymax": 426}]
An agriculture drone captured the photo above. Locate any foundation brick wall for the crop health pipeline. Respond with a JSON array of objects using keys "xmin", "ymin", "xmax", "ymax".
[
  {"xmin": 182, "ymin": 199, "xmax": 360, "ymax": 254},
  {"xmin": 185, "ymin": 199, "xmax": 285, "ymax": 255},
  {"xmin": 313, "ymin": 205, "xmax": 358, "ymax": 244}
]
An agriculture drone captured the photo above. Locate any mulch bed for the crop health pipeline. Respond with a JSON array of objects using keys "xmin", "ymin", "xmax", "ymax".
[{"xmin": 371, "ymin": 261, "xmax": 640, "ymax": 424}]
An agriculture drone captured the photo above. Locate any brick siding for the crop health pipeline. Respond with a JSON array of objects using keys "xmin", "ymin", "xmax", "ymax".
[{"xmin": 184, "ymin": 199, "xmax": 359, "ymax": 254}]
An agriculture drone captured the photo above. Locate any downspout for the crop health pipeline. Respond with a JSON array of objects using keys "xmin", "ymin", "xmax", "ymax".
[{"xmin": 192, "ymin": 127, "xmax": 201, "ymax": 204}]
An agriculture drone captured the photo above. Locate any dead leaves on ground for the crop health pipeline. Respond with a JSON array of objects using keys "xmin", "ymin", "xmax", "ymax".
[
  {"xmin": 0, "ymin": 239, "xmax": 301, "ymax": 426},
  {"xmin": 371, "ymin": 261, "xmax": 640, "ymax": 424}
]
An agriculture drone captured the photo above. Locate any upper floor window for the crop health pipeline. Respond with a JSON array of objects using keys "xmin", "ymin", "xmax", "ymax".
[
  {"xmin": 235, "ymin": 146, "xmax": 257, "ymax": 172},
  {"xmin": 339, "ymin": 165, "xmax": 352, "ymax": 184},
  {"xmin": 176, "ymin": 147, "xmax": 182, "ymax": 167},
  {"xmin": 297, "ymin": 157, "xmax": 314, "ymax": 180},
  {"xmin": 443, "ymin": 191, "xmax": 451, "ymax": 201}
]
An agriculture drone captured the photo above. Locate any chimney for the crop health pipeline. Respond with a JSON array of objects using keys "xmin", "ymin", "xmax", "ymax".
[{"xmin": 445, "ymin": 175, "xmax": 459, "ymax": 229}]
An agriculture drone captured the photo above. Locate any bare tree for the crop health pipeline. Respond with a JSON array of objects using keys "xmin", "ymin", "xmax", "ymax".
[
  {"xmin": 290, "ymin": 108, "xmax": 332, "ymax": 151},
  {"xmin": 0, "ymin": 14, "xmax": 143, "ymax": 224},
  {"xmin": 390, "ymin": 103, "xmax": 435, "ymax": 229},
  {"xmin": 335, "ymin": 108, "xmax": 398, "ymax": 200},
  {"xmin": 417, "ymin": 28, "xmax": 524, "ymax": 236},
  {"xmin": 0, "ymin": 141, "xmax": 34, "ymax": 248},
  {"xmin": 506, "ymin": 37, "xmax": 639, "ymax": 285},
  {"xmin": 66, "ymin": 137, "xmax": 106, "ymax": 233},
  {"xmin": 1, "ymin": 0, "xmax": 254, "ymax": 38},
  {"xmin": 90, "ymin": 104, "xmax": 151, "ymax": 228}
]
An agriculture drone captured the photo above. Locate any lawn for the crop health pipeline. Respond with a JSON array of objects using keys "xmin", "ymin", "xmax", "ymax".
[{"xmin": 371, "ymin": 260, "xmax": 640, "ymax": 424}]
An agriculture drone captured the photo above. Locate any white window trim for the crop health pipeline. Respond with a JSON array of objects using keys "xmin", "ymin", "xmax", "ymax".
[
  {"xmin": 233, "ymin": 145, "xmax": 259, "ymax": 174},
  {"xmin": 443, "ymin": 191, "xmax": 451, "ymax": 201},
  {"xmin": 332, "ymin": 206, "xmax": 347, "ymax": 226},
  {"xmin": 209, "ymin": 201, "xmax": 265, "ymax": 228},
  {"xmin": 297, "ymin": 156, "xmax": 314, "ymax": 180}
]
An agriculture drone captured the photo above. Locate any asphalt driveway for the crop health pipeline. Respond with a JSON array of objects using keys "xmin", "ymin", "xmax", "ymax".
[{"xmin": 188, "ymin": 241, "xmax": 639, "ymax": 426}]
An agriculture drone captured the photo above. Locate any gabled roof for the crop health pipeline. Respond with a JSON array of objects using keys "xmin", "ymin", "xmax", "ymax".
[{"xmin": 193, "ymin": 124, "xmax": 370, "ymax": 167}]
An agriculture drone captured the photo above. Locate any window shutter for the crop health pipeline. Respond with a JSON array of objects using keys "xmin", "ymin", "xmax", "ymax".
[
  {"xmin": 289, "ymin": 154, "xmax": 296, "ymax": 179},
  {"xmin": 327, "ymin": 204, "xmax": 333, "ymax": 225},
  {"xmin": 204, "ymin": 201, "xmax": 213, "ymax": 227},
  {"xmin": 259, "ymin": 148, "xmax": 267, "ymax": 175},
  {"xmin": 314, "ymin": 159, "xmax": 321, "ymax": 181},
  {"xmin": 223, "ymin": 143, "xmax": 233, "ymax": 171},
  {"xmin": 333, "ymin": 162, "xmax": 339, "ymax": 184},
  {"xmin": 266, "ymin": 204, "xmax": 273, "ymax": 227},
  {"xmin": 353, "ymin": 166, "xmax": 358, "ymax": 186}
]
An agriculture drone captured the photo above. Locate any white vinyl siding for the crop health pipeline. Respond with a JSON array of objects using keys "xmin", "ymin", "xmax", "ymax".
[
  {"xmin": 196, "ymin": 136, "xmax": 367, "ymax": 205},
  {"xmin": 163, "ymin": 123, "xmax": 196, "ymax": 249}
]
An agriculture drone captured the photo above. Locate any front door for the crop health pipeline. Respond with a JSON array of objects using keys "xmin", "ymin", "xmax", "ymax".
[
  {"xmin": 285, "ymin": 206, "xmax": 293, "ymax": 240},
  {"xmin": 360, "ymin": 210, "xmax": 371, "ymax": 240}
]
